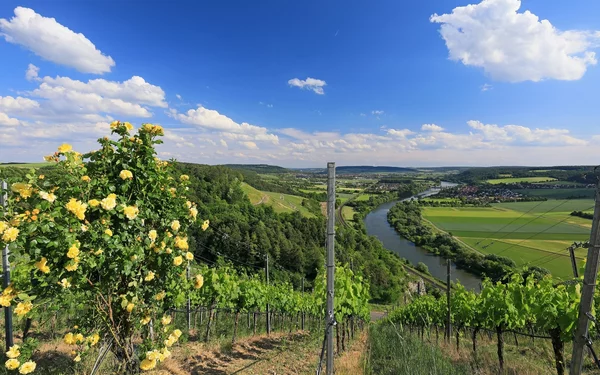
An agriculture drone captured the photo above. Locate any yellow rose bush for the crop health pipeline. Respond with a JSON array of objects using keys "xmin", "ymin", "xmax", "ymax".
[{"xmin": 0, "ymin": 121, "xmax": 208, "ymax": 373}]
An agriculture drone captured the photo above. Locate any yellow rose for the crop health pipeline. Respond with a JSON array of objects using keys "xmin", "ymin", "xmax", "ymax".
[
  {"xmin": 180, "ymin": 174, "xmax": 190, "ymax": 181},
  {"xmin": 39, "ymin": 191, "xmax": 57, "ymax": 203},
  {"xmin": 5, "ymin": 358, "xmax": 19, "ymax": 370},
  {"xmin": 105, "ymin": 228, "xmax": 113, "ymax": 237},
  {"xmin": 110, "ymin": 120, "xmax": 119, "ymax": 129},
  {"xmin": 202, "ymin": 219, "xmax": 210, "ymax": 231},
  {"xmin": 194, "ymin": 274, "xmax": 204, "ymax": 289},
  {"xmin": 59, "ymin": 278, "xmax": 71, "ymax": 288},
  {"xmin": 141, "ymin": 316, "xmax": 151, "ymax": 325},
  {"xmin": 123, "ymin": 205, "xmax": 139, "ymax": 220},
  {"xmin": 161, "ymin": 315, "xmax": 172, "ymax": 325},
  {"xmin": 190, "ymin": 207, "xmax": 198, "ymax": 220},
  {"xmin": 65, "ymin": 198, "xmax": 88, "ymax": 220},
  {"xmin": 0, "ymin": 221, "xmax": 7, "ymax": 234},
  {"xmin": 88, "ymin": 199, "xmax": 100, "ymax": 207},
  {"xmin": 124, "ymin": 122, "xmax": 133, "ymax": 131},
  {"xmin": 35, "ymin": 257, "xmax": 50, "ymax": 273},
  {"xmin": 67, "ymin": 242, "xmax": 80, "ymax": 259},
  {"xmin": 169, "ymin": 187, "xmax": 176, "ymax": 196},
  {"xmin": 0, "ymin": 295, "xmax": 11, "ymax": 307},
  {"xmin": 64, "ymin": 332, "xmax": 76, "ymax": 345},
  {"xmin": 140, "ymin": 359, "xmax": 156, "ymax": 371},
  {"xmin": 65, "ymin": 262, "xmax": 78, "ymax": 272},
  {"xmin": 10, "ymin": 183, "xmax": 32, "ymax": 199},
  {"xmin": 14, "ymin": 301, "xmax": 32, "ymax": 317},
  {"xmin": 18, "ymin": 361, "xmax": 36, "ymax": 374},
  {"xmin": 101, "ymin": 194, "xmax": 117, "ymax": 210},
  {"xmin": 148, "ymin": 230, "xmax": 157, "ymax": 242},
  {"xmin": 170, "ymin": 220, "xmax": 180, "ymax": 231},
  {"xmin": 173, "ymin": 256, "xmax": 183, "ymax": 266},
  {"xmin": 185, "ymin": 252, "xmax": 194, "ymax": 261},
  {"xmin": 74, "ymin": 355, "xmax": 81, "ymax": 362},
  {"xmin": 126, "ymin": 303, "xmax": 135, "ymax": 313},
  {"xmin": 75, "ymin": 333, "xmax": 84, "ymax": 343},
  {"xmin": 161, "ymin": 347, "xmax": 171, "ymax": 359},
  {"xmin": 6, "ymin": 345, "xmax": 20, "ymax": 358},
  {"xmin": 165, "ymin": 248, "xmax": 172, "ymax": 254},
  {"xmin": 172, "ymin": 329, "xmax": 182, "ymax": 338},
  {"xmin": 88, "ymin": 333, "xmax": 100, "ymax": 346},
  {"xmin": 175, "ymin": 236, "xmax": 188, "ymax": 250},
  {"xmin": 119, "ymin": 170, "xmax": 133, "ymax": 180},
  {"xmin": 144, "ymin": 272, "xmax": 155, "ymax": 282},
  {"xmin": 81, "ymin": 175, "xmax": 91, "ymax": 182},
  {"xmin": 155, "ymin": 291, "xmax": 166, "ymax": 301},
  {"xmin": 58, "ymin": 143, "xmax": 73, "ymax": 153}
]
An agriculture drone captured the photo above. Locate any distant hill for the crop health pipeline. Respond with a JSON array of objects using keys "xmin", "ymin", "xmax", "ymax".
[
  {"xmin": 222, "ymin": 164, "xmax": 290, "ymax": 174},
  {"xmin": 336, "ymin": 166, "xmax": 417, "ymax": 174}
]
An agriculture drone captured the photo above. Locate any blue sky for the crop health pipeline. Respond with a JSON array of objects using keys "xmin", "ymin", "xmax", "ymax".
[{"xmin": 1, "ymin": 0, "xmax": 599, "ymax": 167}]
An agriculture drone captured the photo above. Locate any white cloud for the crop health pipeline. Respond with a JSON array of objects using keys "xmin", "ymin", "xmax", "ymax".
[
  {"xmin": 240, "ymin": 141, "xmax": 259, "ymax": 150},
  {"xmin": 25, "ymin": 64, "xmax": 40, "ymax": 81},
  {"xmin": 430, "ymin": 0, "xmax": 599, "ymax": 82},
  {"xmin": 0, "ymin": 7, "xmax": 115, "ymax": 74},
  {"xmin": 481, "ymin": 83, "xmax": 493, "ymax": 92},
  {"xmin": 172, "ymin": 106, "xmax": 279, "ymax": 143},
  {"xmin": 0, "ymin": 96, "xmax": 40, "ymax": 114},
  {"xmin": 372, "ymin": 110, "xmax": 384, "ymax": 115},
  {"xmin": 287, "ymin": 77, "xmax": 327, "ymax": 94},
  {"xmin": 176, "ymin": 94, "xmax": 182, "ymax": 101},
  {"xmin": 421, "ymin": 124, "xmax": 445, "ymax": 132},
  {"xmin": 0, "ymin": 112, "xmax": 22, "ymax": 126},
  {"xmin": 387, "ymin": 129, "xmax": 414, "ymax": 138},
  {"xmin": 220, "ymin": 139, "xmax": 228, "ymax": 147},
  {"xmin": 467, "ymin": 120, "xmax": 586, "ymax": 146}
]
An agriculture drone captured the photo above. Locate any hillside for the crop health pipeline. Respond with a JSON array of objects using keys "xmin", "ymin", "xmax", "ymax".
[
  {"xmin": 240, "ymin": 182, "xmax": 317, "ymax": 218},
  {"xmin": 223, "ymin": 164, "xmax": 290, "ymax": 174}
]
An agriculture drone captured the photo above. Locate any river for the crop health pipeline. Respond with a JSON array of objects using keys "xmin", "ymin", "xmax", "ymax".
[{"xmin": 364, "ymin": 182, "xmax": 482, "ymax": 290}]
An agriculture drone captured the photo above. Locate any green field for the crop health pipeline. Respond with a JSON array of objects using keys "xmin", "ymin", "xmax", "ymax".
[
  {"xmin": 486, "ymin": 176, "xmax": 557, "ymax": 184},
  {"xmin": 355, "ymin": 194, "xmax": 375, "ymax": 201},
  {"xmin": 0, "ymin": 162, "xmax": 53, "ymax": 168},
  {"xmin": 514, "ymin": 188, "xmax": 595, "ymax": 199},
  {"xmin": 240, "ymin": 183, "xmax": 315, "ymax": 217},
  {"xmin": 422, "ymin": 199, "xmax": 594, "ymax": 278}
]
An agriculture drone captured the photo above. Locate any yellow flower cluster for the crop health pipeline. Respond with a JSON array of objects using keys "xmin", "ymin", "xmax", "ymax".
[
  {"xmin": 101, "ymin": 193, "xmax": 118, "ymax": 210},
  {"xmin": 119, "ymin": 169, "xmax": 134, "ymax": 180},
  {"xmin": 148, "ymin": 229, "xmax": 157, "ymax": 242},
  {"xmin": 0, "ymin": 285, "xmax": 15, "ymax": 307},
  {"xmin": 144, "ymin": 271, "xmax": 155, "ymax": 282},
  {"xmin": 11, "ymin": 183, "xmax": 33, "ymax": 199},
  {"xmin": 194, "ymin": 274, "xmax": 204, "ymax": 289},
  {"xmin": 141, "ymin": 123, "xmax": 165, "ymax": 136},
  {"xmin": 190, "ymin": 206, "xmax": 198, "ymax": 220},
  {"xmin": 179, "ymin": 174, "xmax": 189, "ymax": 181},
  {"xmin": 64, "ymin": 332, "xmax": 85, "ymax": 345},
  {"xmin": 110, "ymin": 121, "xmax": 134, "ymax": 131},
  {"xmin": 140, "ymin": 346, "xmax": 171, "ymax": 371},
  {"xmin": 39, "ymin": 190, "xmax": 57, "ymax": 203},
  {"xmin": 155, "ymin": 291, "xmax": 166, "ymax": 301},
  {"xmin": 6, "ymin": 344, "xmax": 20, "ymax": 358},
  {"xmin": 161, "ymin": 315, "xmax": 172, "ymax": 325},
  {"xmin": 3, "ymin": 345, "xmax": 36, "ymax": 373},
  {"xmin": 170, "ymin": 220, "xmax": 180, "ymax": 231},
  {"xmin": 14, "ymin": 301, "xmax": 33, "ymax": 317},
  {"xmin": 35, "ymin": 257, "xmax": 50, "ymax": 273},
  {"xmin": 123, "ymin": 205, "xmax": 139, "ymax": 220},
  {"xmin": 65, "ymin": 198, "xmax": 88, "ymax": 220},
  {"xmin": 164, "ymin": 329, "xmax": 182, "ymax": 347}
]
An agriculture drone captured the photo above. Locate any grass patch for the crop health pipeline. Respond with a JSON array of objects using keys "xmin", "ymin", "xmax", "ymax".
[
  {"xmin": 0, "ymin": 162, "xmax": 53, "ymax": 168},
  {"xmin": 366, "ymin": 323, "xmax": 469, "ymax": 375},
  {"xmin": 342, "ymin": 206, "xmax": 356, "ymax": 221},
  {"xmin": 240, "ymin": 183, "xmax": 315, "ymax": 217},
  {"xmin": 514, "ymin": 188, "xmax": 596, "ymax": 199}
]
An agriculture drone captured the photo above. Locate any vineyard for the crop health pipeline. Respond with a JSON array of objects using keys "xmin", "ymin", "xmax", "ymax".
[
  {"xmin": 0, "ymin": 123, "xmax": 370, "ymax": 374},
  {"xmin": 387, "ymin": 271, "xmax": 593, "ymax": 375}
]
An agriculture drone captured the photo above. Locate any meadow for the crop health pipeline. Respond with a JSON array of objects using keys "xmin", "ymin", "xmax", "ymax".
[
  {"xmin": 422, "ymin": 199, "xmax": 594, "ymax": 278},
  {"xmin": 486, "ymin": 176, "xmax": 557, "ymax": 184},
  {"xmin": 240, "ymin": 182, "xmax": 316, "ymax": 217}
]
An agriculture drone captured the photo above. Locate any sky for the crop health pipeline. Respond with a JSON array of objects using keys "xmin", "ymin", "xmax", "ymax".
[{"xmin": 1, "ymin": 0, "xmax": 600, "ymax": 167}]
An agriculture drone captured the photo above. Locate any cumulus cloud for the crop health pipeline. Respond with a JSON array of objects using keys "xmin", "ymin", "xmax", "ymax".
[
  {"xmin": 220, "ymin": 139, "xmax": 228, "ymax": 147},
  {"xmin": 240, "ymin": 141, "xmax": 259, "ymax": 150},
  {"xmin": 172, "ymin": 106, "xmax": 279, "ymax": 143},
  {"xmin": 372, "ymin": 110, "xmax": 384, "ymax": 115},
  {"xmin": 287, "ymin": 77, "xmax": 327, "ymax": 94},
  {"xmin": 421, "ymin": 124, "xmax": 445, "ymax": 132},
  {"xmin": 467, "ymin": 120, "xmax": 587, "ymax": 146},
  {"xmin": 387, "ymin": 129, "xmax": 414, "ymax": 138},
  {"xmin": 430, "ymin": 0, "xmax": 599, "ymax": 82},
  {"xmin": 0, "ymin": 7, "xmax": 115, "ymax": 74},
  {"xmin": 176, "ymin": 94, "xmax": 182, "ymax": 100},
  {"xmin": 0, "ymin": 112, "xmax": 22, "ymax": 126}
]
